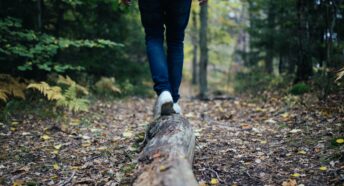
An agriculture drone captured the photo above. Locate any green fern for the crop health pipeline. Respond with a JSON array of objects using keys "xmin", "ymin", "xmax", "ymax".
[
  {"xmin": 56, "ymin": 85, "xmax": 89, "ymax": 112},
  {"xmin": 57, "ymin": 75, "xmax": 89, "ymax": 95}
]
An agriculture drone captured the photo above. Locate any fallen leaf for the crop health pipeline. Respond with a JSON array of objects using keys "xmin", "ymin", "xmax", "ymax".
[
  {"xmin": 265, "ymin": 118, "xmax": 277, "ymax": 124},
  {"xmin": 123, "ymin": 131, "xmax": 133, "ymax": 138},
  {"xmin": 241, "ymin": 124, "xmax": 252, "ymax": 130},
  {"xmin": 291, "ymin": 173, "xmax": 300, "ymax": 177},
  {"xmin": 70, "ymin": 118, "xmax": 80, "ymax": 126},
  {"xmin": 41, "ymin": 134, "xmax": 51, "ymax": 140},
  {"xmin": 336, "ymin": 138, "xmax": 344, "ymax": 144},
  {"xmin": 13, "ymin": 180, "xmax": 24, "ymax": 186},
  {"xmin": 298, "ymin": 150, "xmax": 306, "ymax": 155},
  {"xmin": 53, "ymin": 163, "xmax": 60, "ymax": 170},
  {"xmin": 319, "ymin": 166, "xmax": 327, "ymax": 171},
  {"xmin": 282, "ymin": 179, "xmax": 297, "ymax": 186},
  {"xmin": 210, "ymin": 178, "xmax": 219, "ymax": 185},
  {"xmin": 289, "ymin": 129, "xmax": 302, "ymax": 133},
  {"xmin": 260, "ymin": 140, "xmax": 267, "ymax": 144},
  {"xmin": 54, "ymin": 144, "xmax": 62, "ymax": 150}
]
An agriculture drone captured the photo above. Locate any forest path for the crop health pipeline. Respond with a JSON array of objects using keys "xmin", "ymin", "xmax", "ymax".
[{"xmin": 0, "ymin": 94, "xmax": 343, "ymax": 185}]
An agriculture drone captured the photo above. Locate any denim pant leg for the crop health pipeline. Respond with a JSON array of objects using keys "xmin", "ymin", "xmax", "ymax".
[
  {"xmin": 138, "ymin": 0, "xmax": 171, "ymax": 96},
  {"xmin": 165, "ymin": 0, "xmax": 192, "ymax": 102}
]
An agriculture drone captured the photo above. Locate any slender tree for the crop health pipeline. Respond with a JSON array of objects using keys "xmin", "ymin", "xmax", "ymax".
[
  {"xmin": 199, "ymin": 4, "xmax": 208, "ymax": 99},
  {"xmin": 191, "ymin": 10, "xmax": 198, "ymax": 85}
]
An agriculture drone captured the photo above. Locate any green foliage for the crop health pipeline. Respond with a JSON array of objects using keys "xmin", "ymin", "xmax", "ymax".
[
  {"xmin": 27, "ymin": 76, "xmax": 89, "ymax": 112},
  {"xmin": 289, "ymin": 82, "xmax": 311, "ymax": 95},
  {"xmin": 56, "ymin": 84, "xmax": 89, "ymax": 112},
  {"xmin": 0, "ymin": 17, "xmax": 122, "ymax": 74},
  {"xmin": 234, "ymin": 69, "xmax": 290, "ymax": 94}
]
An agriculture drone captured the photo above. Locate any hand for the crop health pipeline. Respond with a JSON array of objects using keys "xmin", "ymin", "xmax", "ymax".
[
  {"xmin": 199, "ymin": 0, "xmax": 208, "ymax": 5},
  {"xmin": 121, "ymin": 0, "xmax": 131, "ymax": 5}
]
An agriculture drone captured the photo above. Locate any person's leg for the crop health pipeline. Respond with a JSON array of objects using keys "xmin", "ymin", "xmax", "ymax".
[
  {"xmin": 138, "ymin": 0, "xmax": 171, "ymax": 96},
  {"xmin": 165, "ymin": 0, "xmax": 192, "ymax": 103}
]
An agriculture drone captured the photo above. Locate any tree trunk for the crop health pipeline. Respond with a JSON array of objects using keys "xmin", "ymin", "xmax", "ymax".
[
  {"xmin": 36, "ymin": 0, "xmax": 42, "ymax": 32},
  {"xmin": 265, "ymin": 0, "xmax": 275, "ymax": 74},
  {"xmin": 199, "ymin": 4, "xmax": 208, "ymax": 99},
  {"xmin": 133, "ymin": 115, "xmax": 197, "ymax": 186},
  {"xmin": 295, "ymin": 0, "xmax": 312, "ymax": 82},
  {"xmin": 191, "ymin": 10, "xmax": 198, "ymax": 85}
]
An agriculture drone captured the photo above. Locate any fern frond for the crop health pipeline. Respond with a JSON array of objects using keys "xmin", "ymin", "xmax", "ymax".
[
  {"xmin": 56, "ymin": 96, "xmax": 89, "ymax": 112},
  {"xmin": 27, "ymin": 82, "xmax": 63, "ymax": 100},
  {"xmin": 95, "ymin": 77, "xmax": 121, "ymax": 94},
  {"xmin": 0, "ymin": 89, "xmax": 8, "ymax": 102},
  {"xmin": 57, "ymin": 75, "xmax": 89, "ymax": 95},
  {"xmin": 336, "ymin": 67, "xmax": 344, "ymax": 82},
  {"xmin": 0, "ymin": 74, "xmax": 27, "ymax": 100}
]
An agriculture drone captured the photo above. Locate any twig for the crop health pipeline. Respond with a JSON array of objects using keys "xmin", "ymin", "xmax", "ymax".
[
  {"xmin": 207, "ymin": 167, "xmax": 224, "ymax": 183},
  {"xmin": 59, "ymin": 171, "xmax": 76, "ymax": 186}
]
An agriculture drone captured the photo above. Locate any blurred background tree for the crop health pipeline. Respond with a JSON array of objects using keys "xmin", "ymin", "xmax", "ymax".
[{"xmin": 1, "ymin": 0, "xmax": 344, "ymax": 112}]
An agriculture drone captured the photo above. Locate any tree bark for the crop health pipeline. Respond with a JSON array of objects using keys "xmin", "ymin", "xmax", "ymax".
[
  {"xmin": 265, "ymin": 0, "xmax": 275, "ymax": 74},
  {"xmin": 295, "ymin": 0, "xmax": 313, "ymax": 82},
  {"xmin": 133, "ymin": 115, "xmax": 197, "ymax": 186},
  {"xmin": 191, "ymin": 10, "xmax": 198, "ymax": 85},
  {"xmin": 199, "ymin": 4, "xmax": 209, "ymax": 99}
]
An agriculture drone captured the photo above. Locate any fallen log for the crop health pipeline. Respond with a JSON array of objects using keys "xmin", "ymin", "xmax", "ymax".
[{"xmin": 133, "ymin": 114, "xmax": 198, "ymax": 186}]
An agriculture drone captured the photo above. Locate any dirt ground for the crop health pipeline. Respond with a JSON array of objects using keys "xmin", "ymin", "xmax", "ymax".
[{"xmin": 0, "ymin": 93, "xmax": 343, "ymax": 185}]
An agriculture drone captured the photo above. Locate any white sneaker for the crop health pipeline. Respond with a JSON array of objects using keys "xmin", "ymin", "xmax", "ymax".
[
  {"xmin": 173, "ymin": 102, "xmax": 182, "ymax": 115},
  {"xmin": 153, "ymin": 91, "xmax": 174, "ymax": 119}
]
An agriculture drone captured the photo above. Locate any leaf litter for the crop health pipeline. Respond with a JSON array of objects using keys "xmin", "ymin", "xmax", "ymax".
[{"xmin": 0, "ymin": 92, "xmax": 343, "ymax": 185}]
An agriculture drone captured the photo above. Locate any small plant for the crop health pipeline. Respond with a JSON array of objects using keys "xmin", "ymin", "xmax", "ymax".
[
  {"xmin": 0, "ymin": 74, "xmax": 27, "ymax": 102},
  {"xmin": 27, "ymin": 82, "xmax": 63, "ymax": 100},
  {"xmin": 289, "ymin": 82, "xmax": 311, "ymax": 95},
  {"xmin": 27, "ymin": 75, "xmax": 89, "ymax": 112},
  {"xmin": 94, "ymin": 77, "xmax": 121, "ymax": 95}
]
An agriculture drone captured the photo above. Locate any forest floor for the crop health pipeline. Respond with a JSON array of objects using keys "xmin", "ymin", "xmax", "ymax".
[{"xmin": 0, "ymin": 92, "xmax": 343, "ymax": 186}]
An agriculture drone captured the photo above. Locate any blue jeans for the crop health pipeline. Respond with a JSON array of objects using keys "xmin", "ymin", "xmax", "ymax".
[{"xmin": 138, "ymin": 0, "xmax": 192, "ymax": 103}]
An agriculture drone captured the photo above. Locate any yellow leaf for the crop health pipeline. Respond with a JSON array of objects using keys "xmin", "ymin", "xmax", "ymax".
[
  {"xmin": 54, "ymin": 144, "xmax": 62, "ymax": 150},
  {"xmin": 210, "ymin": 178, "xmax": 219, "ymax": 185},
  {"xmin": 336, "ymin": 138, "xmax": 344, "ymax": 144},
  {"xmin": 70, "ymin": 118, "xmax": 80, "ymax": 126},
  {"xmin": 298, "ymin": 150, "xmax": 306, "ymax": 155},
  {"xmin": 13, "ymin": 180, "xmax": 24, "ymax": 186},
  {"xmin": 11, "ymin": 121, "xmax": 19, "ymax": 125},
  {"xmin": 70, "ymin": 166, "xmax": 80, "ymax": 170},
  {"xmin": 52, "ymin": 150, "xmax": 59, "ymax": 154},
  {"xmin": 53, "ymin": 163, "xmax": 60, "ymax": 170},
  {"xmin": 41, "ymin": 134, "xmax": 51, "ymax": 140},
  {"xmin": 97, "ymin": 146, "xmax": 107, "ymax": 151},
  {"xmin": 319, "ymin": 166, "xmax": 327, "ymax": 171},
  {"xmin": 291, "ymin": 173, "xmax": 300, "ymax": 177},
  {"xmin": 10, "ymin": 127, "xmax": 16, "ymax": 131},
  {"xmin": 260, "ymin": 140, "xmax": 267, "ymax": 144}
]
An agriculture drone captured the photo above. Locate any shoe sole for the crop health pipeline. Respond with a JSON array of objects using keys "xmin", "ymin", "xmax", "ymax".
[{"xmin": 160, "ymin": 102, "xmax": 175, "ymax": 116}]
